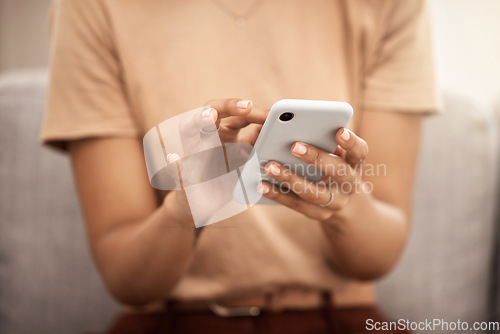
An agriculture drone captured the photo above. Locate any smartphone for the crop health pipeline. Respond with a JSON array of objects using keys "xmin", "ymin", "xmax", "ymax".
[{"xmin": 233, "ymin": 99, "xmax": 353, "ymax": 205}]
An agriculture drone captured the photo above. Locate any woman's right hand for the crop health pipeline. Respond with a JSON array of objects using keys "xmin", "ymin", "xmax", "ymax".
[
  {"xmin": 166, "ymin": 98, "xmax": 268, "ymax": 225},
  {"xmin": 68, "ymin": 99, "xmax": 268, "ymax": 304},
  {"xmin": 205, "ymin": 98, "xmax": 268, "ymax": 146}
]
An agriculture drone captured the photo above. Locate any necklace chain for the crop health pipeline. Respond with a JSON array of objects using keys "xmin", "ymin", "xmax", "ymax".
[{"xmin": 211, "ymin": 0, "xmax": 263, "ymax": 26}]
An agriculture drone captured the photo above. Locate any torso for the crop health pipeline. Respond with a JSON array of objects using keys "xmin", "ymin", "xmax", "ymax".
[{"xmin": 104, "ymin": 0, "xmax": 382, "ymax": 307}]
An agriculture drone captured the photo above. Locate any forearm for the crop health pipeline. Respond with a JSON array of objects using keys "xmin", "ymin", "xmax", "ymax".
[
  {"xmin": 259, "ymin": 112, "xmax": 421, "ymax": 281},
  {"xmin": 322, "ymin": 189, "xmax": 409, "ymax": 280},
  {"xmin": 92, "ymin": 191, "xmax": 197, "ymax": 306},
  {"xmin": 68, "ymin": 101, "xmax": 266, "ymax": 307}
]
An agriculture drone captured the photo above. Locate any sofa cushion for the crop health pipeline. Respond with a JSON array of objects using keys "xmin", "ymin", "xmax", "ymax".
[
  {"xmin": 0, "ymin": 69, "xmax": 498, "ymax": 334},
  {"xmin": 376, "ymin": 92, "xmax": 498, "ymax": 331}
]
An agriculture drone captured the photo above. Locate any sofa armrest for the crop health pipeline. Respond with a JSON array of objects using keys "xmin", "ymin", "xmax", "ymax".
[
  {"xmin": 0, "ymin": 69, "xmax": 119, "ymax": 334},
  {"xmin": 376, "ymin": 92, "xmax": 499, "ymax": 331}
]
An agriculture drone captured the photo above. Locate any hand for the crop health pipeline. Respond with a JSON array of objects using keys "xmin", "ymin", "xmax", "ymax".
[
  {"xmin": 166, "ymin": 98, "xmax": 269, "ymax": 226},
  {"xmin": 257, "ymin": 128, "xmax": 370, "ymax": 223},
  {"xmin": 172, "ymin": 98, "xmax": 267, "ymax": 157},
  {"xmin": 203, "ymin": 98, "xmax": 268, "ymax": 145}
]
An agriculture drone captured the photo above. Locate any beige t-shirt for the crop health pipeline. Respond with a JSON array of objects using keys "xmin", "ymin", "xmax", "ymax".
[{"xmin": 41, "ymin": 0, "xmax": 439, "ymax": 303}]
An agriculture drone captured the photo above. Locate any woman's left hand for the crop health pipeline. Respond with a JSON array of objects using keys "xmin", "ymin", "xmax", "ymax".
[{"xmin": 258, "ymin": 127, "xmax": 369, "ymax": 223}]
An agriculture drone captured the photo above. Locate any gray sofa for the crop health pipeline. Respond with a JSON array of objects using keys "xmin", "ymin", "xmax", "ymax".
[{"xmin": 0, "ymin": 69, "xmax": 498, "ymax": 334}]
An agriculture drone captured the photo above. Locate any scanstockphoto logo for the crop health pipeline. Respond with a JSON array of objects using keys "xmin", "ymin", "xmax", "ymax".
[
  {"xmin": 365, "ymin": 318, "xmax": 500, "ymax": 333},
  {"xmin": 143, "ymin": 106, "xmax": 387, "ymax": 228}
]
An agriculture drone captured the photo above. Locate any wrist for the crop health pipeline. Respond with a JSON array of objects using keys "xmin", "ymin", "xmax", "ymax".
[
  {"xmin": 162, "ymin": 190, "xmax": 195, "ymax": 228},
  {"xmin": 321, "ymin": 183, "xmax": 373, "ymax": 233}
]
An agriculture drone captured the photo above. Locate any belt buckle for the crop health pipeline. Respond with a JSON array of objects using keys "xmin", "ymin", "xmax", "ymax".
[{"xmin": 208, "ymin": 300, "xmax": 261, "ymax": 317}]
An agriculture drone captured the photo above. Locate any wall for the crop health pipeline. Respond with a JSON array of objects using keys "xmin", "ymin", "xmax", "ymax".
[
  {"xmin": 428, "ymin": 0, "xmax": 500, "ymax": 107},
  {"xmin": 0, "ymin": 0, "xmax": 51, "ymax": 72}
]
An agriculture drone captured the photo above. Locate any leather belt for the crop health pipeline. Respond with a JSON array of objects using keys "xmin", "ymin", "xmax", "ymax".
[{"xmin": 168, "ymin": 288, "xmax": 332, "ymax": 317}]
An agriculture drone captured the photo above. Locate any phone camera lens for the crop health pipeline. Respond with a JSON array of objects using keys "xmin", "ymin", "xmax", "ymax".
[{"xmin": 279, "ymin": 112, "xmax": 294, "ymax": 122}]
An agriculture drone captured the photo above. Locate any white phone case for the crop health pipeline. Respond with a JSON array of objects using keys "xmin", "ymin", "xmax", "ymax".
[{"xmin": 233, "ymin": 99, "xmax": 353, "ymax": 205}]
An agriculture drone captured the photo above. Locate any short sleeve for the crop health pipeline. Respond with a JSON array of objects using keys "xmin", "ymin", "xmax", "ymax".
[
  {"xmin": 40, "ymin": 0, "xmax": 140, "ymax": 151},
  {"xmin": 361, "ymin": 0, "xmax": 440, "ymax": 114}
]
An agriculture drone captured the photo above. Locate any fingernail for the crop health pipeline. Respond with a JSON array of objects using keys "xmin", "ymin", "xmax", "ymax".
[
  {"xmin": 202, "ymin": 108, "xmax": 215, "ymax": 118},
  {"xmin": 167, "ymin": 153, "xmax": 180, "ymax": 163},
  {"xmin": 292, "ymin": 143, "xmax": 307, "ymax": 155},
  {"xmin": 266, "ymin": 163, "xmax": 280, "ymax": 176},
  {"xmin": 257, "ymin": 183, "xmax": 270, "ymax": 194},
  {"xmin": 340, "ymin": 129, "xmax": 350, "ymax": 142},
  {"xmin": 237, "ymin": 100, "xmax": 252, "ymax": 110}
]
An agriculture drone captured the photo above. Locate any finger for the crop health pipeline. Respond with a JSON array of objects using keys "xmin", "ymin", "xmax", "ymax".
[
  {"xmin": 264, "ymin": 161, "xmax": 334, "ymax": 206},
  {"xmin": 290, "ymin": 142, "xmax": 356, "ymax": 184},
  {"xmin": 224, "ymin": 106, "xmax": 268, "ymax": 129},
  {"xmin": 256, "ymin": 182, "xmax": 333, "ymax": 221},
  {"xmin": 335, "ymin": 128, "xmax": 368, "ymax": 166},
  {"xmin": 205, "ymin": 99, "xmax": 269, "ymax": 130},
  {"xmin": 246, "ymin": 107, "xmax": 268, "ymax": 124},
  {"xmin": 166, "ymin": 153, "xmax": 183, "ymax": 189},
  {"xmin": 234, "ymin": 123, "xmax": 262, "ymax": 146},
  {"xmin": 178, "ymin": 107, "xmax": 218, "ymax": 138},
  {"xmin": 204, "ymin": 98, "xmax": 253, "ymax": 119},
  {"xmin": 333, "ymin": 145, "xmax": 347, "ymax": 160},
  {"xmin": 199, "ymin": 108, "xmax": 219, "ymax": 135},
  {"xmin": 249, "ymin": 124, "xmax": 263, "ymax": 145}
]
